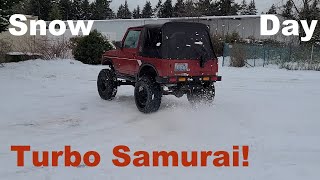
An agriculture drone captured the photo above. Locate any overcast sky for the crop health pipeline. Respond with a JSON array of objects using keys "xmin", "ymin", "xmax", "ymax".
[{"xmin": 106, "ymin": 0, "xmax": 281, "ymax": 14}]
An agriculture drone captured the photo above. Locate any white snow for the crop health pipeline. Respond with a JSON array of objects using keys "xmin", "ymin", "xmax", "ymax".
[
  {"xmin": 6, "ymin": 52, "xmax": 42, "ymax": 56},
  {"xmin": 194, "ymin": 41, "xmax": 203, "ymax": 45},
  {"xmin": 0, "ymin": 58, "xmax": 320, "ymax": 179}
]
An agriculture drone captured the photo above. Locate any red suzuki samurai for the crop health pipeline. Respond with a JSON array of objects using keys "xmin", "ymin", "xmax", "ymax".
[{"xmin": 97, "ymin": 22, "xmax": 221, "ymax": 113}]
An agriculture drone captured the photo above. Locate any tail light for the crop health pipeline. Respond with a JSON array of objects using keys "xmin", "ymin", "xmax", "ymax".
[
  {"xmin": 202, "ymin": 77, "xmax": 210, "ymax": 81},
  {"xmin": 178, "ymin": 77, "xmax": 187, "ymax": 82}
]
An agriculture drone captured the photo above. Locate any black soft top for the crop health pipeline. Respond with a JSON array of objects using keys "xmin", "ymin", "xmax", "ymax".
[
  {"xmin": 139, "ymin": 22, "xmax": 215, "ymax": 60},
  {"xmin": 133, "ymin": 22, "xmax": 208, "ymax": 30}
]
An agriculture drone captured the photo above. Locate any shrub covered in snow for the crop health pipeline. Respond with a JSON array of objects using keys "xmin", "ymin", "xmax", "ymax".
[
  {"xmin": 34, "ymin": 37, "xmax": 70, "ymax": 60},
  {"xmin": 211, "ymin": 32, "xmax": 242, "ymax": 57},
  {"xmin": 0, "ymin": 39, "xmax": 12, "ymax": 65},
  {"xmin": 211, "ymin": 35, "xmax": 224, "ymax": 57},
  {"xmin": 70, "ymin": 30, "xmax": 113, "ymax": 65},
  {"xmin": 230, "ymin": 44, "xmax": 246, "ymax": 67},
  {"xmin": 0, "ymin": 0, "xmax": 21, "ymax": 33}
]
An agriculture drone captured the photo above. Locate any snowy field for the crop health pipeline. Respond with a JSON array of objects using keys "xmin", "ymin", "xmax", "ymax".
[{"xmin": 0, "ymin": 59, "xmax": 320, "ymax": 180}]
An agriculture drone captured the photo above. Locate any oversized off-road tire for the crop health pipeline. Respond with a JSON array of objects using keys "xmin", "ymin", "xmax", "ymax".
[
  {"xmin": 134, "ymin": 76, "xmax": 162, "ymax": 113},
  {"xmin": 187, "ymin": 84, "xmax": 215, "ymax": 105},
  {"xmin": 97, "ymin": 69, "xmax": 117, "ymax": 100}
]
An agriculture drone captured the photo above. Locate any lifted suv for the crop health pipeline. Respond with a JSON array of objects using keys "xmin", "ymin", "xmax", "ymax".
[{"xmin": 97, "ymin": 22, "xmax": 221, "ymax": 113}]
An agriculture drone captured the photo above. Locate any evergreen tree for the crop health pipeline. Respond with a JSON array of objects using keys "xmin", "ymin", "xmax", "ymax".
[
  {"xmin": 298, "ymin": 0, "xmax": 320, "ymax": 43},
  {"xmin": 29, "ymin": 0, "xmax": 52, "ymax": 20},
  {"xmin": 196, "ymin": 0, "xmax": 213, "ymax": 16},
  {"xmin": 49, "ymin": 2, "xmax": 62, "ymax": 20},
  {"xmin": 154, "ymin": 0, "xmax": 162, "ymax": 17},
  {"xmin": 267, "ymin": 4, "xmax": 277, "ymax": 14},
  {"xmin": 71, "ymin": 30, "xmax": 113, "ymax": 65},
  {"xmin": 117, "ymin": 4, "xmax": 124, "ymax": 18},
  {"xmin": 184, "ymin": 0, "xmax": 197, "ymax": 17},
  {"xmin": 310, "ymin": 0, "xmax": 320, "ymax": 21},
  {"xmin": 123, "ymin": 0, "xmax": 132, "ymax": 19},
  {"xmin": 281, "ymin": 0, "xmax": 294, "ymax": 19},
  {"xmin": 173, "ymin": 0, "xmax": 186, "ymax": 17},
  {"xmin": 81, "ymin": 0, "xmax": 92, "ymax": 20},
  {"xmin": 59, "ymin": 0, "xmax": 72, "ymax": 20},
  {"xmin": 0, "ymin": 0, "xmax": 21, "ymax": 33},
  {"xmin": 71, "ymin": 0, "xmax": 83, "ymax": 20},
  {"xmin": 231, "ymin": 3, "xmax": 240, "ymax": 15},
  {"xmin": 133, "ymin": 5, "xmax": 141, "ymax": 19},
  {"xmin": 92, "ymin": 0, "xmax": 114, "ymax": 20},
  {"xmin": 117, "ymin": 1, "xmax": 132, "ymax": 19},
  {"xmin": 210, "ymin": 1, "xmax": 220, "ymax": 16},
  {"xmin": 12, "ymin": 0, "xmax": 33, "ymax": 15},
  {"xmin": 310, "ymin": 0, "xmax": 320, "ymax": 42},
  {"xmin": 217, "ymin": 0, "xmax": 238, "ymax": 16},
  {"xmin": 248, "ymin": 0, "xmax": 257, "ymax": 15},
  {"xmin": 159, "ymin": 0, "xmax": 173, "ymax": 18},
  {"xmin": 239, "ymin": 0, "xmax": 249, "ymax": 15},
  {"xmin": 142, "ymin": 1, "xmax": 153, "ymax": 18}
]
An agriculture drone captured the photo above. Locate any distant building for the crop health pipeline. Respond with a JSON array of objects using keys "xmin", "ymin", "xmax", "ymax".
[
  {"xmin": 87, "ymin": 15, "xmax": 290, "ymax": 42},
  {"xmin": 0, "ymin": 15, "xmax": 39, "ymax": 52}
]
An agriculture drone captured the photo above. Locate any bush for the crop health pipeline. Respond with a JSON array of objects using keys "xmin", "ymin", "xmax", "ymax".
[
  {"xmin": 211, "ymin": 32, "xmax": 242, "ymax": 57},
  {"xmin": 34, "ymin": 37, "xmax": 70, "ymax": 60},
  {"xmin": 225, "ymin": 32, "xmax": 241, "ymax": 43},
  {"xmin": 211, "ymin": 34, "xmax": 224, "ymax": 57},
  {"xmin": 230, "ymin": 44, "xmax": 246, "ymax": 67},
  {"xmin": 70, "ymin": 30, "xmax": 113, "ymax": 65}
]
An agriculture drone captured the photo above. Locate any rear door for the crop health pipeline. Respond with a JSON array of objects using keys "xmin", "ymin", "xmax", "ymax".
[{"xmin": 167, "ymin": 59, "xmax": 217, "ymax": 77}]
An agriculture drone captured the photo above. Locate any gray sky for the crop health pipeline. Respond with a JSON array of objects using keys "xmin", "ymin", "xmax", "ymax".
[{"xmin": 107, "ymin": 0, "xmax": 280, "ymax": 14}]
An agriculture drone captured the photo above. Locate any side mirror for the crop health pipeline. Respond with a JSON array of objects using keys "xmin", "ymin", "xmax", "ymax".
[{"xmin": 114, "ymin": 41, "xmax": 123, "ymax": 50}]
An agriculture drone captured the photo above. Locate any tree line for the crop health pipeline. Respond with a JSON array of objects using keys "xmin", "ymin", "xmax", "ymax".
[
  {"xmin": 265, "ymin": 0, "xmax": 320, "ymax": 43},
  {"xmin": 118, "ymin": 0, "xmax": 259, "ymax": 19},
  {"xmin": 1, "ymin": 0, "xmax": 319, "ymax": 42},
  {"xmin": 9, "ymin": 0, "xmax": 258, "ymax": 21},
  {"xmin": 11, "ymin": 0, "xmax": 114, "ymax": 21}
]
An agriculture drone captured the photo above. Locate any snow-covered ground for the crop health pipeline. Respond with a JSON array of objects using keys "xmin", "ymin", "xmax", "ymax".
[{"xmin": 0, "ymin": 59, "xmax": 320, "ymax": 180}]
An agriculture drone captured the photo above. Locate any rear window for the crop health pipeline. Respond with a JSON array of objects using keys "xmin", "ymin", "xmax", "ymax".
[
  {"xmin": 163, "ymin": 27, "xmax": 215, "ymax": 60},
  {"xmin": 141, "ymin": 28, "xmax": 162, "ymax": 58}
]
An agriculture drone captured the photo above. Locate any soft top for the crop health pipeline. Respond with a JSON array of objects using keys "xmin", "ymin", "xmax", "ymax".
[
  {"xmin": 139, "ymin": 22, "xmax": 215, "ymax": 60},
  {"xmin": 162, "ymin": 22, "xmax": 209, "ymax": 31},
  {"xmin": 133, "ymin": 22, "xmax": 208, "ymax": 30}
]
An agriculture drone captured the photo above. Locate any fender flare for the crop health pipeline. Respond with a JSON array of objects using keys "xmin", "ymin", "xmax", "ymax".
[
  {"xmin": 137, "ymin": 63, "xmax": 159, "ymax": 80},
  {"xmin": 101, "ymin": 57, "xmax": 114, "ymax": 69}
]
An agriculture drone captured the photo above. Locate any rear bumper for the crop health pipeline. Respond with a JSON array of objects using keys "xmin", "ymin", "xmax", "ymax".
[{"xmin": 156, "ymin": 75, "xmax": 222, "ymax": 84}]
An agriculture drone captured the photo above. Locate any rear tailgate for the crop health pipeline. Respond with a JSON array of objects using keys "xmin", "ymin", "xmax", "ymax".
[{"xmin": 165, "ymin": 59, "xmax": 218, "ymax": 77}]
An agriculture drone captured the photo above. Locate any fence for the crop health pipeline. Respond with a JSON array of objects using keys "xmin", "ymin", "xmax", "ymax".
[{"xmin": 222, "ymin": 43, "xmax": 320, "ymax": 70}]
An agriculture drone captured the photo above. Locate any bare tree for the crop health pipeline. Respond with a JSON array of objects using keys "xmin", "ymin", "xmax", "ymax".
[{"xmin": 285, "ymin": 0, "xmax": 320, "ymax": 43}]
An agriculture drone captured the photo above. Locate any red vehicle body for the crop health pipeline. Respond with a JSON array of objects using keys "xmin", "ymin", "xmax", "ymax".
[{"xmin": 97, "ymin": 22, "xmax": 221, "ymax": 113}]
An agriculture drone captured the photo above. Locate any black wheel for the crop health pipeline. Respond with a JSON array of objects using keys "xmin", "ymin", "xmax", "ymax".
[
  {"xmin": 187, "ymin": 84, "xmax": 215, "ymax": 105},
  {"xmin": 97, "ymin": 69, "xmax": 117, "ymax": 100},
  {"xmin": 134, "ymin": 76, "xmax": 162, "ymax": 113}
]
